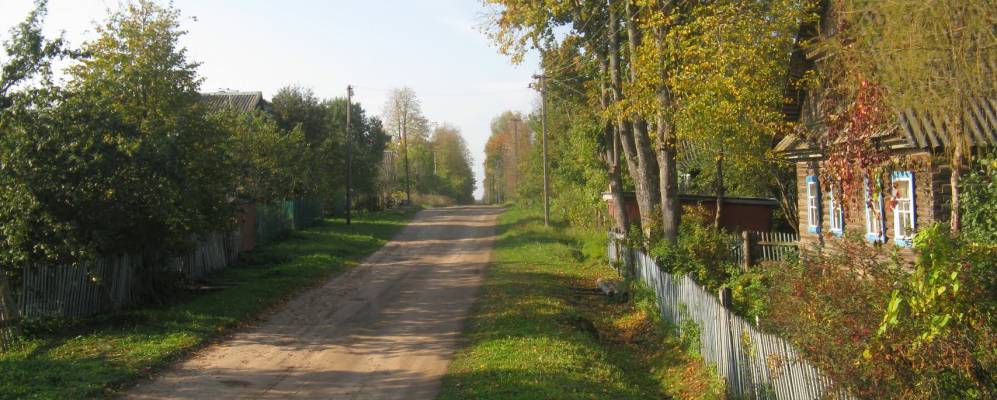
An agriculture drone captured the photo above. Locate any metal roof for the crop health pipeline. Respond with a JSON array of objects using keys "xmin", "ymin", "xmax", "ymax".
[
  {"xmin": 899, "ymin": 98, "xmax": 997, "ymax": 150},
  {"xmin": 200, "ymin": 91, "xmax": 269, "ymax": 114},
  {"xmin": 776, "ymin": 98, "xmax": 997, "ymax": 159}
]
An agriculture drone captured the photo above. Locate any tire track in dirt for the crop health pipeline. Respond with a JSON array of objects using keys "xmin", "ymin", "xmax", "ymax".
[{"xmin": 126, "ymin": 206, "xmax": 502, "ymax": 400}]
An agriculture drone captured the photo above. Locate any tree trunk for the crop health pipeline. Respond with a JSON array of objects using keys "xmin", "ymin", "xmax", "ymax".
[
  {"xmin": 599, "ymin": 55, "xmax": 630, "ymax": 234},
  {"xmin": 624, "ymin": 1, "xmax": 662, "ymax": 232},
  {"xmin": 657, "ymin": 132, "xmax": 680, "ymax": 243},
  {"xmin": 714, "ymin": 153, "xmax": 725, "ymax": 229},
  {"xmin": 950, "ymin": 140, "xmax": 962, "ymax": 234},
  {"xmin": 607, "ymin": 0, "xmax": 659, "ymax": 238},
  {"xmin": 607, "ymin": 125, "xmax": 629, "ymax": 234},
  {"xmin": 650, "ymin": 16, "xmax": 680, "ymax": 244}
]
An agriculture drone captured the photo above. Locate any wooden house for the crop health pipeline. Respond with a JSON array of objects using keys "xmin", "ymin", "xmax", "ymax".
[
  {"xmin": 776, "ymin": 105, "xmax": 995, "ymax": 249},
  {"xmin": 773, "ymin": 23, "xmax": 996, "ymax": 249},
  {"xmin": 199, "ymin": 90, "xmax": 273, "ymax": 252},
  {"xmin": 200, "ymin": 90, "xmax": 271, "ymax": 114}
]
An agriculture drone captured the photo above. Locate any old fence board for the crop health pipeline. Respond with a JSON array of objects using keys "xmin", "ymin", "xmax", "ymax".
[{"xmin": 608, "ymin": 233, "xmax": 850, "ymax": 400}]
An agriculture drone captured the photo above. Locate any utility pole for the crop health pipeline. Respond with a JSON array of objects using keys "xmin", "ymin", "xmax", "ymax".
[
  {"xmin": 532, "ymin": 74, "xmax": 551, "ymax": 227},
  {"xmin": 513, "ymin": 116, "xmax": 519, "ymax": 188},
  {"xmin": 345, "ymin": 85, "xmax": 353, "ymax": 225}
]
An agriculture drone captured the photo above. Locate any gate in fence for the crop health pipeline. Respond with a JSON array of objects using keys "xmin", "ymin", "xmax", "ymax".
[
  {"xmin": 609, "ymin": 233, "xmax": 850, "ymax": 400},
  {"xmin": 726, "ymin": 231, "xmax": 799, "ymax": 270}
]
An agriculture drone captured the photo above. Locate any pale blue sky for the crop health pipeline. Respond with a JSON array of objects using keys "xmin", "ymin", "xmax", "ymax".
[{"xmin": 0, "ymin": 0, "xmax": 541, "ymax": 199}]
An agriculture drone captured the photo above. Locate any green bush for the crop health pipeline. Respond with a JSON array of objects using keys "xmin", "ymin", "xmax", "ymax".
[
  {"xmin": 725, "ymin": 264, "xmax": 769, "ymax": 321},
  {"xmin": 762, "ymin": 227, "xmax": 995, "ymax": 399},
  {"xmin": 960, "ymin": 151, "xmax": 996, "ymax": 244},
  {"xmin": 650, "ymin": 206, "xmax": 736, "ymax": 291}
]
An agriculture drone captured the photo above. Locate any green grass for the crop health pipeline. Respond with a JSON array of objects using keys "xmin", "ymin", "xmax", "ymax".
[
  {"xmin": 0, "ymin": 208, "xmax": 417, "ymax": 399},
  {"xmin": 438, "ymin": 206, "xmax": 724, "ymax": 400},
  {"xmin": 438, "ymin": 207, "xmax": 662, "ymax": 400}
]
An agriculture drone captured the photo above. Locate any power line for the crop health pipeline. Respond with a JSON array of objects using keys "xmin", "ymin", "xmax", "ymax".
[{"xmin": 351, "ymin": 85, "xmax": 532, "ymax": 97}]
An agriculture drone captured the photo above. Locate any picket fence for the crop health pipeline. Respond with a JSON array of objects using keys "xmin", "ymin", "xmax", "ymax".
[
  {"xmin": 18, "ymin": 230, "xmax": 241, "ymax": 320},
  {"xmin": 726, "ymin": 231, "xmax": 799, "ymax": 270},
  {"xmin": 608, "ymin": 234, "xmax": 851, "ymax": 400},
  {"xmin": 6, "ymin": 196, "xmax": 328, "ymax": 326}
]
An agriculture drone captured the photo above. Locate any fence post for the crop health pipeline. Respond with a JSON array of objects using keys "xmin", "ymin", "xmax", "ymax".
[
  {"xmin": 0, "ymin": 270, "xmax": 19, "ymax": 350},
  {"xmin": 741, "ymin": 230, "xmax": 751, "ymax": 272},
  {"xmin": 718, "ymin": 286, "xmax": 732, "ymax": 308}
]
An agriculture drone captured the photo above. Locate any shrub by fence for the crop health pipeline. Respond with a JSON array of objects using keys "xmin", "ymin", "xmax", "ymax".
[
  {"xmin": 256, "ymin": 197, "xmax": 324, "ymax": 244},
  {"xmin": 609, "ymin": 234, "xmax": 850, "ymax": 400},
  {"xmin": 0, "ymin": 197, "xmax": 324, "ymax": 332}
]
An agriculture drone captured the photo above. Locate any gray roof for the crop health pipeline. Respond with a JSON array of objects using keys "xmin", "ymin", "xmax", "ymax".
[
  {"xmin": 898, "ymin": 98, "xmax": 997, "ymax": 150},
  {"xmin": 776, "ymin": 98, "xmax": 997, "ymax": 160},
  {"xmin": 200, "ymin": 91, "xmax": 269, "ymax": 114}
]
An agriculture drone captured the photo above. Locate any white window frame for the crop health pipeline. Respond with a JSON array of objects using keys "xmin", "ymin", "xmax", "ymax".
[
  {"xmin": 864, "ymin": 177, "xmax": 885, "ymax": 243},
  {"xmin": 806, "ymin": 175, "xmax": 821, "ymax": 233},
  {"xmin": 892, "ymin": 171, "xmax": 916, "ymax": 246},
  {"xmin": 828, "ymin": 184, "xmax": 844, "ymax": 236}
]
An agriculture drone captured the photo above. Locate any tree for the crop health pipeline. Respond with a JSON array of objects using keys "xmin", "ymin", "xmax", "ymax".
[
  {"xmin": 1, "ymin": 0, "xmax": 234, "ymax": 267},
  {"xmin": 211, "ymin": 110, "xmax": 315, "ymax": 203},
  {"xmin": 660, "ymin": 0, "xmax": 804, "ymax": 227},
  {"xmin": 326, "ymin": 97, "xmax": 389, "ymax": 209},
  {"xmin": 271, "ymin": 86, "xmax": 332, "ymax": 148},
  {"xmin": 0, "ymin": 0, "xmax": 67, "ymax": 110},
  {"xmin": 430, "ymin": 124, "xmax": 476, "ymax": 204},
  {"xmin": 382, "ymin": 87, "xmax": 427, "ymax": 205},
  {"xmin": 484, "ymin": 111, "xmax": 531, "ymax": 203},
  {"xmin": 66, "ymin": 0, "xmax": 235, "ymax": 253}
]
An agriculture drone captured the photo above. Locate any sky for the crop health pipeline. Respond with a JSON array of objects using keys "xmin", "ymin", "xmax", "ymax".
[{"xmin": 0, "ymin": 0, "xmax": 541, "ymax": 200}]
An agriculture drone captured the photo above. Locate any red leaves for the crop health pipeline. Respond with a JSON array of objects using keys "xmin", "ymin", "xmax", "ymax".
[{"xmin": 814, "ymin": 78, "xmax": 893, "ymax": 206}]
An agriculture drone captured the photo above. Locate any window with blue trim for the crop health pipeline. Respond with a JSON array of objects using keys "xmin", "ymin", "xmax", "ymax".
[
  {"xmin": 806, "ymin": 175, "xmax": 821, "ymax": 233},
  {"xmin": 864, "ymin": 177, "xmax": 885, "ymax": 243},
  {"xmin": 828, "ymin": 185, "xmax": 844, "ymax": 236},
  {"xmin": 892, "ymin": 171, "xmax": 915, "ymax": 246}
]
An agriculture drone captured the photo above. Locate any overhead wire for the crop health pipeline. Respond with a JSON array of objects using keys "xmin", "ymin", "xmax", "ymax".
[{"xmin": 351, "ymin": 85, "xmax": 532, "ymax": 97}]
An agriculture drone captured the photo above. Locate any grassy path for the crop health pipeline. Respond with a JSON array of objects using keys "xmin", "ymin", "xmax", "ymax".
[
  {"xmin": 438, "ymin": 207, "xmax": 723, "ymax": 400},
  {"xmin": 0, "ymin": 208, "xmax": 416, "ymax": 399}
]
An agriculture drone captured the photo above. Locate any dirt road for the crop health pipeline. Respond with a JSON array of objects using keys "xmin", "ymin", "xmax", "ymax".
[{"xmin": 127, "ymin": 206, "xmax": 502, "ymax": 400}]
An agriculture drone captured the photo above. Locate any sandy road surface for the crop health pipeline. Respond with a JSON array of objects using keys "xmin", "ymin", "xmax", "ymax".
[{"xmin": 127, "ymin": 206, "xmax": 502, "ymax": 400}]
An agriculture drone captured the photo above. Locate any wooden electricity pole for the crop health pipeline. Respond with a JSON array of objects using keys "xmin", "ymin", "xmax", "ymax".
[
  {"xmin": 533, "ymin": 74, "xmax": 551, "ymax": 227},
  {"xmin": 513, "ymin": 115, "xmax": 519, "ymax": 188},
  {"xmin": 345, "ymin": 85, "xmax": 353, "ymax": 225}
]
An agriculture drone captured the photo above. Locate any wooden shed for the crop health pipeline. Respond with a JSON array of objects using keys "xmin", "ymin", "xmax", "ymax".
[{"xmin": 602, "ymin": 192, "xmax": 780, "ymax": 233}]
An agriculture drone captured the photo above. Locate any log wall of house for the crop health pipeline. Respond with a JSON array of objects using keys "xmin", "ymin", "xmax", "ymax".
[{"xmin": 795, "ymin": 152, "xmax": 940, "ymax": 251}]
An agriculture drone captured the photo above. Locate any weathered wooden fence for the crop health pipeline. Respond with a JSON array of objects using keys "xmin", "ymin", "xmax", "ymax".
[
  {"xmin": 727, "ymin": 231, "xmax": 799, "ymax": 270},
  {"xmin": 609, "ymin": 234, "xmax": 850, "ymax": 400},
  {"xmin": 5, "ymin": 196, "xmax": 326, "ymax": 324},
  {"xmin": 18, "ymin": 230, "xmax": 241, "ymax": 320}
]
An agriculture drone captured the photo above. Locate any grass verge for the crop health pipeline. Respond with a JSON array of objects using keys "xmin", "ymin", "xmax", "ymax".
[
  {"xmin": 0, "ymin": 208, "xmax": 417, "ymax": 399},
  {"xmin": 438, "ymin": 206, "xmax": 723, "ymax": 400}
]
